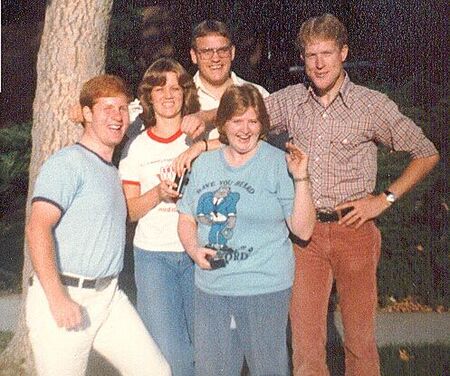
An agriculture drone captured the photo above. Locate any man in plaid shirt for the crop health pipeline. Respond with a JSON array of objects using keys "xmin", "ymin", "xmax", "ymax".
[
  {"xmin": 180, "ymin": 13, "xmax": 439, "ymax": 376},
  {"xmin": 263, "ymin": 14, "xmax": 439, "ymax": 376}
]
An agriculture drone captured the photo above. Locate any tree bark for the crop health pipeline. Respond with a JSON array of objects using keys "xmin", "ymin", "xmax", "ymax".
[{"xmin": 0, "ymin": 0, "xmax": 113, "ymax": 374}]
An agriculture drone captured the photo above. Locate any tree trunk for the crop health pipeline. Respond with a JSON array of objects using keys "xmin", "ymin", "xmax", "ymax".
[{"xmin": 0, "ymin": 1, "xmax": 113, "ymax": 374}]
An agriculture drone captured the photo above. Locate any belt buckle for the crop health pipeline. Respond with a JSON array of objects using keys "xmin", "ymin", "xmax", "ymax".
[
  {"xmin": 94, "ymin": 276, "xmax": 112, "ymax": 291},
  {"xmin": 316, "ymin": 208, "xmax": 335, "ymax": 223}
]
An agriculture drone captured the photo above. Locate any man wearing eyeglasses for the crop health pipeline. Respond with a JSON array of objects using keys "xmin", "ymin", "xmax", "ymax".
[
  {"xmin": 190, "ymin": 19, "xmax": 269, "ymax": 139},
  {"xmin": 180, "ymin": 14, "xmax": 440, "ymax": 376},
  {"xmin": 126, "ymin": 20, "xmax": 268, "ymax": 145}
]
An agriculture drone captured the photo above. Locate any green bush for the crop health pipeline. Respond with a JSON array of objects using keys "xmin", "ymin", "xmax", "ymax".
[
  {"xmin": 0, "ymin": 205, "xmax": 25, "ymax": 285},
  {"xmin": 106, "ymin": 2, "xmax": 143, "ymax": 94},
  {"xmin": 361, "ymin": 79, "xmax": 448, "ymax": 308},
  {"xmin": 376, "ymin": 154, "xmax": 448, "ymax": 307},
  {"xmin": 0, "ymin": 122, "xmax": 31, "ymax": 214},
  {"xmin": 0, "ymin": 122, "xmax": 29, "ymax": 287}
]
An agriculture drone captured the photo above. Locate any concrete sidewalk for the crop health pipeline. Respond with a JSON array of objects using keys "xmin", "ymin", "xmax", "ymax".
[
  {"xmin": 1, "ymin": 294, "xmax": 449, "ymax": 345},
  {"xmin": 0, "ymin": 294, "xmax": 21, "ymax": 332},
  {"xmin": 334, "ymin": 311, "xmax": 450, "ymax": 346}
]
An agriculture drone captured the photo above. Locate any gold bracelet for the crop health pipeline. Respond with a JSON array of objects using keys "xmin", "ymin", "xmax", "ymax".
[
  {"xmin": 294, "ymin": 176, "xmax": 310, "ymax": 183},
  {"xmin": 203, "ymin": 139, "xmax": 208, "ymax": 152}
]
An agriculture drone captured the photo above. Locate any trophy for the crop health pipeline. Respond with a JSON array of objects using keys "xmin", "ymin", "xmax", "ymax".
[{"xmin": 204, "ymin": 238, "xmax": 234, "ymax": 270}]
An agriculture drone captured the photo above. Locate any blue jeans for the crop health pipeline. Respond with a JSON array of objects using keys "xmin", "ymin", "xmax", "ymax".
[
  {"xmin": 134, "ymin": 248, "xmax": 195, "ymax": 376},
  {"xmin": 194, "ymin": 287, "xmax": 291, "ymax": 376}
]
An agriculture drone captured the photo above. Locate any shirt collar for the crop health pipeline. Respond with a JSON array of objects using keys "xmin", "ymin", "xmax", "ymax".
[
  {"xmin": 193, "ymin": 71, "xmax": 240, "ymax": 96},
  {"xmin": 230, "ymin": 71, "xmax": 244, "ymax": 85},
  {"xmin": 338, "ymin": 72, "xmax": 352, "ymax": 107},
  {"xmin": 193, "ymin": 71, "xmax": 204, "ymax": 91},
  {"xmin": 306, "ymin": 70, "xmax": 353, "ymax": 108},
  {"xmin": 294, "ymin": 86, "xmax": 310, "ymax": 105}
]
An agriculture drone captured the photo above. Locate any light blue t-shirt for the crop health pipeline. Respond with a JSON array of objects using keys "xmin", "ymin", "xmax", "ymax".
[
  {"xmin": 178, "ymin": 141, "xmax": 295, "ymax": 296},
  {"xmin": 32, "ymin": 143, "xmax": 126, "ymax": 278}
]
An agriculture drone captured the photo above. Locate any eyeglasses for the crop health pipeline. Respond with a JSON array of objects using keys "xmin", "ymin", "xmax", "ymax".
[{"xmin": 195, "ymin": 45, "xmax": 232, "ymax": 60}]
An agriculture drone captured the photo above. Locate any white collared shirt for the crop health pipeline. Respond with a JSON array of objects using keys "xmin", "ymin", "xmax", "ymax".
[
  {"xmin": 194, "ymin": 71, "xmax": 269, "ymax": 139},
  {"xmin": 193, "ymin": 71, "xmax": 269, "ymax": 111}
]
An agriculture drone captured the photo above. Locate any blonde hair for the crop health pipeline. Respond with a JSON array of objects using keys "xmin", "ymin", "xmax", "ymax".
[{"xmin": 296, "ymin": 13, "xmax": 348, "ymax": 53}]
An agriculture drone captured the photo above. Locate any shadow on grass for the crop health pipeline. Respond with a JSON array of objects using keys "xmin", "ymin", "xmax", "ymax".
[
  {"xmin": 0, "ymin": 332, "xmax": 13, "ymax": 352},
  {"xmin": 379, "ymin": 343, "xmax": 450, "ymax": 376},
  {"xmin": 85, "ymin": 342, "xmax": 450, "ymax": 376}
]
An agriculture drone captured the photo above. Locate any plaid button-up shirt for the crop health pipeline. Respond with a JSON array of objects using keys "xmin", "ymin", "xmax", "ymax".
[{"xmin": 265, "ymin": 74, "xmax": 438, "ymax": 210}]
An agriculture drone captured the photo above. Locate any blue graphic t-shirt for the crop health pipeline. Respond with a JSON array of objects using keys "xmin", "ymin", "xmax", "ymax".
[{"xmin": 177, "ymin": 141, "xmax": 295, "ymax": 296}]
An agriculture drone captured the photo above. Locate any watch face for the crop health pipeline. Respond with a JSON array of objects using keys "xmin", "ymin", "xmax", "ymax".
[{"xmin": 385, "ymin": 190, "xmax": 396, "ymax": 203}]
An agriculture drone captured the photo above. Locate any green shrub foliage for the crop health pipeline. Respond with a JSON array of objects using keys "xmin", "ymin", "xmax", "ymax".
[
  {"xmin": 374, "ymin": 87, "xmax": 448, "ymax": 308},
  {"xmin": 0, "ymin": 123, "xmax": 29, "ymax": 282},
  {"xmin": 376, "ymin": 148, "xmax": 448, "ymax": 307},
  {"xmin": 0, "ymin": 122, "xmax": 31, "ymax": 214},
  {"xmin": 105, "ymin": 2, "xmax": 143, "ymax": 94}
]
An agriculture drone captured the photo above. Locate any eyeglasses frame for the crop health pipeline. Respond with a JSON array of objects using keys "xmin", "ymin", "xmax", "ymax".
[{"xmin": 195, "ymin": 44, "xmax": 233, "ymax": 60}]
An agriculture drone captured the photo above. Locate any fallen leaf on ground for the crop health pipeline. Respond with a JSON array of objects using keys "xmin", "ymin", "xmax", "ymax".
[{"xmin": 399, "ymin": 348, "xmax": 412, "ymax": 361}]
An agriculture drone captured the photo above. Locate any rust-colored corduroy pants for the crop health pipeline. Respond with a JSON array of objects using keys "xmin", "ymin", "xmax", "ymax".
[{"xmin": 290, "ymin": 221, "xmax": 381, "ymax": 376}]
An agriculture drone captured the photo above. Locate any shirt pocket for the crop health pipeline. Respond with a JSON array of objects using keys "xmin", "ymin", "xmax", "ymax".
[{"xmin": 329, "ymin": 129, "xmax": 365, "ymax": 165}]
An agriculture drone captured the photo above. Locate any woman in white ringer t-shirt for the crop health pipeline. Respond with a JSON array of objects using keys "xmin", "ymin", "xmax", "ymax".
[{"xmin": 119, "ymin": 58, "xmax": 201, "ymax": 376}]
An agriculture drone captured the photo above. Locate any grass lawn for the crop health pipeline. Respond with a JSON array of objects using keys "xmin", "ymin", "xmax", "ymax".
[
  {"xmin": 379, "ymin": 343, "xmax": 449, "ymax": 376},
  {"xmin": 0, "ymin": 332, "xmax": 448, "ymax": 376},
  {"xmin": 326, "ymin": 343, "xmax": 449, "ymax": 376},
  {"xmin": 0, "ymin": 331, "xmax": 13, "ymax": 352}
]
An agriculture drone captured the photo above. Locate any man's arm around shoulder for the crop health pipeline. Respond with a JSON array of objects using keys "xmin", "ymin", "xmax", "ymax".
[{"xmin": 181, "ymin": 109, "xmax": 217, "ymax": 140}]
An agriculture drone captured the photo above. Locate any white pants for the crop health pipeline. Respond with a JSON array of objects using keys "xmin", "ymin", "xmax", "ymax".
[{"xmin": 26, "ymin": 277, "xmax": 171, "ymax": 376}]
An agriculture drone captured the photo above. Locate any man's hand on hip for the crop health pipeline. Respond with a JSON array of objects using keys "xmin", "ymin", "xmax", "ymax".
[{"xmin": 335, "ymin": 194, "xmax": 391, "ymax": 228}]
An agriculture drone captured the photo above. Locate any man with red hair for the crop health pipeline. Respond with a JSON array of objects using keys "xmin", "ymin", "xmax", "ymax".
[{"xmin": 26, "ymin": 75, "xmax": 170, "ymax": 376}]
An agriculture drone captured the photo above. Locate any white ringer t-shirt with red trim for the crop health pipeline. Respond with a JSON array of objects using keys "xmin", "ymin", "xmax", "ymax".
[{"xmin": 119, "ymin": 128, "xmax": 189, "ymax": 252}]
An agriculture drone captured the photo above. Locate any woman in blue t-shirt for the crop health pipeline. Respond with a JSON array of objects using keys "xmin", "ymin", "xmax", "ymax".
[{"xmin": 177, "ymin": 84, "xmax": 316, "ymax": 375}]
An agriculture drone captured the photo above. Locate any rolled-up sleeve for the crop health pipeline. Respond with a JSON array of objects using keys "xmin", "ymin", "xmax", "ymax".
[{"xmin": 372, "ymin": 95, "xmax": 438, "ymax": 158}]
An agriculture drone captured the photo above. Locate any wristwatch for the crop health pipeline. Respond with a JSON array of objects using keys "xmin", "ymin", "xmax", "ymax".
[{"xmin": 383, "ymin": 190, "xmax": 397, "ymax": 204}]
